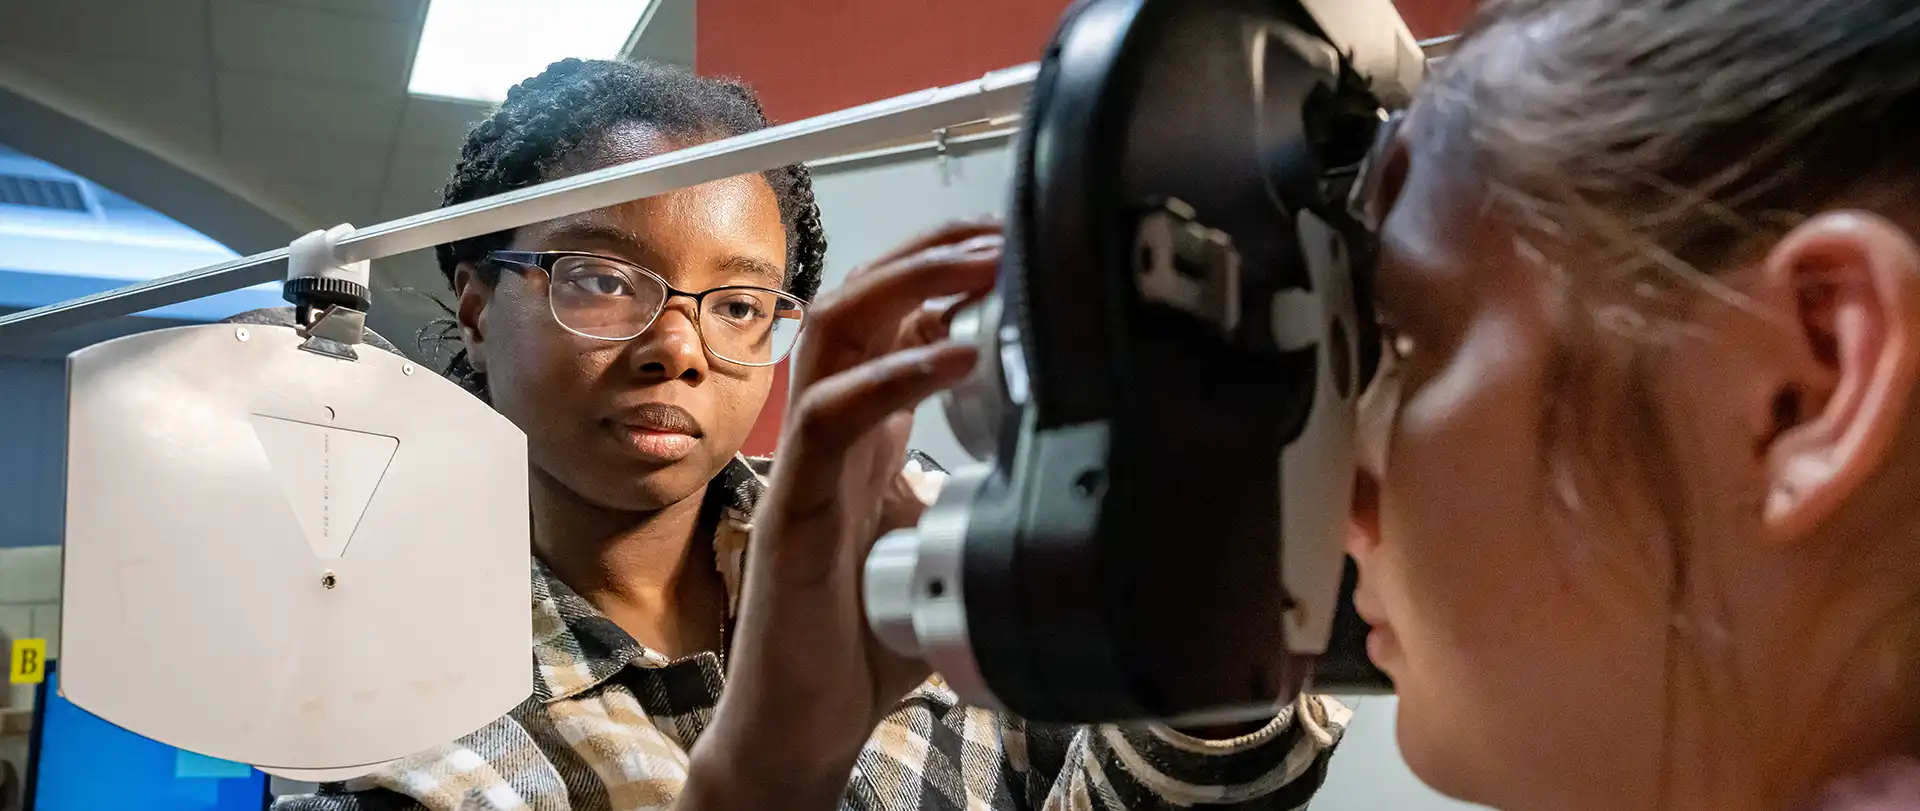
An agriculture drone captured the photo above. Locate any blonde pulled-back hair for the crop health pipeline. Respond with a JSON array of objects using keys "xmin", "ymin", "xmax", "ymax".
[
  {"xmin": 1427, "ymin": 0, "xmax": 1920, "ymax": 535},
  {"xmin": 1426, "ymin": 5, "xmax": 1920, "ymax": 801}
]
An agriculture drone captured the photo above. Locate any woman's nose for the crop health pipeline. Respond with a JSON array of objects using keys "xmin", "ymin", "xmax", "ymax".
[
  {"xmin": 630, "ymin": 305, "xmax": 709, "ymax": 382},
  {"xmin": 1347, "ymin": 469, "xmax": 1383, "ymax": 560}
]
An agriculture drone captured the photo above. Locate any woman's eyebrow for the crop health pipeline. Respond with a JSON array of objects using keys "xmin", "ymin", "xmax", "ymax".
[
  {"xmin": 719, "ymin": 255, "xmax": 786, "ymax": 288},
  {"xmin": 546, "ymin": 221, "xmax": 785, "ymax": 287},
  {"xmin": 546, "ymin": 221, "xmax": 650, "ymax": 257}
]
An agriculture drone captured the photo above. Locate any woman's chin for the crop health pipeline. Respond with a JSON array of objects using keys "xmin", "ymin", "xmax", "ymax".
[
  {"xmin": 599, "ymin": 476, "xmax": 706, "ymax": 513},
  {"xmin": 1391, "ymin": 693, "xmax": 1485, "ymax": 805},
  {"xmin": 548, "ymin": 461, "xmax": 714, "ymax": 515}
]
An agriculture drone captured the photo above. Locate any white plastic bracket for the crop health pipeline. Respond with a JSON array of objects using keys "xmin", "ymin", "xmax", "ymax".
[
  {"xmin": 285, "ymin": 224, "xmax": 373, "ymax": 359},
  {"xmin": 288, "ymin": 224, "xmax": 370, "ymax": 289}
]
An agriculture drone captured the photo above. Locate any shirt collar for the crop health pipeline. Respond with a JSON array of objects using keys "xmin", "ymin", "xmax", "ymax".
[{"xmin": 529, "ymin": 455, "xmax": 768, "ymax": 703}]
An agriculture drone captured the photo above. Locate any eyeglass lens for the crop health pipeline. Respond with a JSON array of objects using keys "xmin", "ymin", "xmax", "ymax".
[{"xmin": 546, "ymin": 255, "xmax": 805, "ymax": 365}]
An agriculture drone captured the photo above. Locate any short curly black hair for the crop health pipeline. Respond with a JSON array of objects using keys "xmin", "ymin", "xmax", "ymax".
[{"xmin": 432, "ymin": 58, "xmax": 827, "ymax": 398}]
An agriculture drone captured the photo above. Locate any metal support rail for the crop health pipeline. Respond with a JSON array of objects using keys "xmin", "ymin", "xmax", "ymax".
[{"xmin": 0, "ymin": 64, "xmax": 1041, "ymax": 341}]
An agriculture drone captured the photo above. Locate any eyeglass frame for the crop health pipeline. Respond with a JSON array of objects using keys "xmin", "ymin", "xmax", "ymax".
[{"xmin": 484, "ymin": 249, "xmax": 810, "ymax": 368}]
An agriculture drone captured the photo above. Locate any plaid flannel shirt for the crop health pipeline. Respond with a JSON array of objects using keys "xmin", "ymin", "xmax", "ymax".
[{"xmin": 274, "ymin": 456, "xmax": 1349, "ymax": 811}]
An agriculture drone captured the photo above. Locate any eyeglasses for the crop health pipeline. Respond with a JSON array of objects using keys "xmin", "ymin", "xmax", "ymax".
[{"xmin": 486, "ymin": 250, "xmax": 808, "ymax": 367}]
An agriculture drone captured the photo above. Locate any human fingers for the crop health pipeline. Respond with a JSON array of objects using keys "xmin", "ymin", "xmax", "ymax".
[
  {"xmin": 857, "ymin": 218, "xmax": 1002, "ymax": 270},
  {"xmin": 768, "ymin": 343, "xmax": 978, "ymax": 558},
  {"xmin": 825, "ymin": 236, "xmax": 999, "ymax": 330},
  {"xmin": 797, "ymin": 241, "xmax": 999, "ymax": 377},
  {"xmin": 894, "ymin": 289, "xmax": 991, "ymax": 352},
  {"xmin": 783, "ymin": 342, "xmax": 977, "ymax": 471}
]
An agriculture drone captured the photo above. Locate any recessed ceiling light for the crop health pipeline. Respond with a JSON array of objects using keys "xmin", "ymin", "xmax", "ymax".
[{"xmin": 408, "ymin": 0, "xmax": 660, "ymax": 104}]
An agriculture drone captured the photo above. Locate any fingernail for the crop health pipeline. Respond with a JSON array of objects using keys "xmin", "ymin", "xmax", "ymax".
[
  {"xmin": 910, "ymin": 349, "xmax": 945, "ymax": 377},
  {"xmin": 912, "ymin": 342, "xmax": 976, "ymax": 375},
  {"xmin": 938, "ymin": 293, "xmax": 988, "ymax": 327},
  {"xmin": 961, "ymin": 234, "xmax": 1005, "ymax": 252},
  {"xmin": 923, "ymin": 294, "xmax": 967, "ymax": 315}
]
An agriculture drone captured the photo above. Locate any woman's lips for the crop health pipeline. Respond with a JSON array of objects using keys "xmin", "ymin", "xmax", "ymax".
[
  {"xmin": 605, "ymin": 403, "xmax": 703, "ymax": 463},
  {"xmin": 1351, "ymin": 578, "xmax": 1399, "ymax": 664},
  {"xmin": 615, "ymin": 426, "xmax": 699, "ymax": 462}
]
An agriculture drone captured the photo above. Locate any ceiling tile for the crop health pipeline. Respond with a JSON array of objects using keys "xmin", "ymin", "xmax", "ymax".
[
  {"xmin": 233, "ymin": 0, "xmax": 425, "ymax": 24},
  {"xmin": 209, "ymin": 0, "xmax": 417, "ymax": 88},
  {"xmin": 628, "ymin": 0, "xmax": 696, "ymax": 68},
  {"xmin": 0, "ymin": 0, "xmax": 210, "ymax": 66},
  {"xmin": 217, "ymin": 74, "xmax": 405, "ymax": 141},
  {"xmin": 396, "ymin": 96, "xmax": 492, "ymax": 149},
  {"xmin": 378, "ymin": 99, "xmax": 479, "ymax": 217},
  {"xmin": 375, "ymin": 146, "xmax": 461, "ymax": 220},
  {"xmin": 298, "ymin": 185, "xmax": 383, "ymax": 225},
  {"xmin": 373, "ymin": 253, "xmax": 454, "ymax": 307},
  {"xmin": 218, "ymin": 130, "xmax": 388, "ymax": 222},
  {"xmin": 0, "ymin": 47, "xmax": 218, "ymax": 157},
  {"xmin": 366, "ymin": 254, "xmax": 457, "ymax": 361}
]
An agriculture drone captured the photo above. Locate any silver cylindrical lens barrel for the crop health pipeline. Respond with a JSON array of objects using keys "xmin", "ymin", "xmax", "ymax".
[
  {"xmin": 864, "ymin": 529, "xmax": 926, "ymax": 657},
  {"xmin": 860, "ymin": 463, "xmax": 1004, "ymax": 710},
  {"xmin": 941, "ymin": 296, "xmax": 1007, "ymax": 461}
]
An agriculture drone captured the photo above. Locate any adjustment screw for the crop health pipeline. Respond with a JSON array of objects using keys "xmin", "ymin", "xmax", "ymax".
[
  {"xmin": 321, "ymin": 572, "xmax": 338, "ymax": 590},
  {"xmin": 1072, "ymin": 469, "xmax": 1106, "ymax": 498}
]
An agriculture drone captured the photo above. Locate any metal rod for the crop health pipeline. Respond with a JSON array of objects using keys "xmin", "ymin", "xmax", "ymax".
[
  {"xmin": 811, "ymin": 125, "xmax": 1020, "ymax": 171},
  {"xmin": 1417, "ymin": 33, "xmax": 1461, "ymax": 58},
  {"xmin": 0, "ymin": 63, "xmax": 1040, "ymax": 342}
]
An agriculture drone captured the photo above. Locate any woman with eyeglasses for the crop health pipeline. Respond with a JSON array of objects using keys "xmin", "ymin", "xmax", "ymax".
[{"xmin": 275, "ymin": 58, "xmax": 1343, "ymax": 811}]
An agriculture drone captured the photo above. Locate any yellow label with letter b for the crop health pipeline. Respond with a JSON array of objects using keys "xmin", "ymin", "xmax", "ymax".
[{"xmin": 9, "ymin": 638, "xmax": 47, "ymax": 684}]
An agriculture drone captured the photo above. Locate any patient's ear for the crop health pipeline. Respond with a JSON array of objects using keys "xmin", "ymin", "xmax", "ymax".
[
  {"xmin": 1752, "ymin": 212, "xmax": 1920, "ymax": 544},
  {"xmin": 453, "ymin": 263, "xmax": 493, "ymax": 373}
]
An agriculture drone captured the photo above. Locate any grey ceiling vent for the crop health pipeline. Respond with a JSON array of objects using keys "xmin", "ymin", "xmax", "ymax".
[{"xmin": 0, "ymin": 174, "xmax": 89, "ymax": 212}]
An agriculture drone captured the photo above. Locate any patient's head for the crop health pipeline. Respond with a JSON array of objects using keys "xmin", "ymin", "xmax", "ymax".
[{"xmin": 1347, "ymin": 1, "xmax": 1920, "ymax": 809}]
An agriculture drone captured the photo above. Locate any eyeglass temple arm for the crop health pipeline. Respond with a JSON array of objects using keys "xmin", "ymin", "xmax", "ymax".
[{"xmin": 486, "ymin": 251, "xmax": 545, "ymax": 268}]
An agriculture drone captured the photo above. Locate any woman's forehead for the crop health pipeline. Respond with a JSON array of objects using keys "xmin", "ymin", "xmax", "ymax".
[
  {"xmin": 519, "ymin": 121, "xmax": 781, "ymax": 250},
  {"xmin": 511, "ymin": 185, "xmax": 787, "ymax": 289},
  {"xmin": 555, "ymin": 121, "xmax": 782, "ymax": 216},
  {"xmin": 574, "ymin": 121, "xmax": 682, "ymax": 165},
  {"xmin": 518, "ymin": 174, "xmax": 779, "ymax": 238}
]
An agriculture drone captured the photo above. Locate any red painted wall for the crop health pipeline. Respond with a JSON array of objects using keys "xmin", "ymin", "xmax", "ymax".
[
  {"xmin": 709, "ymin": 0, "xmax": 1478, "ymax": 455},
  {"xmin": 741, "ymin": 360, "xmax": 788, "ymax": 457},
  {"xmin": 1399, "ymin": 0, "xmax": 1479, "ymax": 38},
  {"xmin": 698, "ymin": 0, "xmax": 1077, "ymax": 124}
]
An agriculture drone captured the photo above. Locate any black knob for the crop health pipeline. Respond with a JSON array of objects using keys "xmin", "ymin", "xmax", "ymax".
[{"xmin": 282, "ymin": 276, "xmax": 371, "ymax": 312}]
